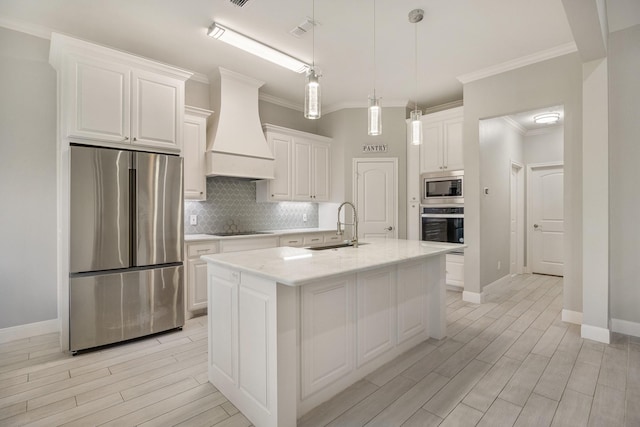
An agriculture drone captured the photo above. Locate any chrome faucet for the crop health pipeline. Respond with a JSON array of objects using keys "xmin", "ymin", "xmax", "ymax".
[{"xmin": 337, "ymin": 201, "xmax": 359, "ymax": 247}]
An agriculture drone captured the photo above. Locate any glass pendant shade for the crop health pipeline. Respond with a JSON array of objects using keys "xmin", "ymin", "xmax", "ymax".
[
  {"xmin": 410, "ymin": 109, "xmax": 423, "ymax": 145},
  {"xmin": 304, "ymin": 68, "xmax": 321, "ymax": 119},
  {"xmin": 368, "ymin": 96, "xmax": 382, "ymax": 136}
]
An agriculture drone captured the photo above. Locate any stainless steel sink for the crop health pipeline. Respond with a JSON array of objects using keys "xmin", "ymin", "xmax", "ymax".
[{"xmin": 306, "ymin": 242, "xmax": 369, "ymax": 251}]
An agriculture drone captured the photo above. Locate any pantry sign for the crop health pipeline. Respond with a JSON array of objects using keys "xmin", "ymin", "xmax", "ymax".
[{"xmin": 362, "ymin": 144, "xmax": 388, "ymax": 153}]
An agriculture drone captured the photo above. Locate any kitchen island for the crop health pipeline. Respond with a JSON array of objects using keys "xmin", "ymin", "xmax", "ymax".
[{"xmin": 202, "ymin": 238, "xmax": 464, "ymax": 427}]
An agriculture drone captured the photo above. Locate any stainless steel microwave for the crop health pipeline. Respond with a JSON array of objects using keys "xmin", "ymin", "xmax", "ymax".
[{"xmin": 421, "ymin": 170, "xmax": 464, "ymax": 204}]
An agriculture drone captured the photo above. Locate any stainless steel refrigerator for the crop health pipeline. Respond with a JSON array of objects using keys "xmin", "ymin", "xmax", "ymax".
[{"xmin": 69, "ymin": 145, "xmax": 184, "ymax": 353}]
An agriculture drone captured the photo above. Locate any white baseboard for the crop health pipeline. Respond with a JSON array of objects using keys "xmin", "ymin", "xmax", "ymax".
[
  {"xmin": 0, "ymin": 319, "xmax": 59, "ymax": 344},
  {"xmin": 581, "ymin": 323, "xmax": 611, "ymax": 344},
  {"xmin": 446, "ymin": 284, "xmax": 464, "ymax": 292},
  {"xmin": 562, "ymin": 309, "xmax": 583, "ymax": 325},
  {"xmin": 462, "ymin": 291, "xmax": 484, "ymax": 304},
  {"xmin": 611, "ymin": 318, "xmax": 640, "ymax": 338},
  {"xmin": 482, "ymin": 274, "xmax": 512, "ymax": 296}
]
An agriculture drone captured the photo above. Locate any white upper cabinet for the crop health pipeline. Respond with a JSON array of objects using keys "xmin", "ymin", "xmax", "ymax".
[
  {"xmin": 49, "ymin": 33, "xmax": 192, "ymax": 154},
  {"xmin": 257, "ymin": 124, "xmax": 331, "ymax": 202},
  {"xmin": 420, "ymin": 106, "xmax": 464, "ymax": 173},
  {"xmin": 184, "ymin": 106, "xmax": 213, "ymax": 201}
]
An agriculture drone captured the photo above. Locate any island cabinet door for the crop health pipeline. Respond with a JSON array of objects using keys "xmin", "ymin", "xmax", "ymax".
[
  {"xmin": 356, "ymin": 266, "xmax": 397, "ymax": 367},
  {"xmin": 396, "ymin": 260, "xmax": 428, "ymax": 344},
  {"xmin": 301, "ymin": 275, "xmax": 356, "ymax": 399}
]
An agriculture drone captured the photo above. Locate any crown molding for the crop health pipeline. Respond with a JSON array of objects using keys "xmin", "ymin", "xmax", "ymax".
[
  {"xmin": 259, "ymin": 93, "xmax": 303, "ymax": 112},
  {"xmin": 457, "ymin": 42, "xmax": 578, "ymax": 84},
  {"xmin": 0, "ymin": 15, "xmax": 52, "ymax": 39},
  {"xmin": 323, "ymin": 99, "xmax": 410, "ymax": 115},
  {"xmin": 423, "ymin": 100, "xmax": 464, "ymax": 115},
  {"xmin": 502, "ymin": 116, "xmax": 527, "ymax": 135},
  {"xmin": 189, "ymin": 72, "xmax": 210, "ymax": 85}
]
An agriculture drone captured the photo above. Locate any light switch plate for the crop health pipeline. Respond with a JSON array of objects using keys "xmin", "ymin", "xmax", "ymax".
[
  {"xmin": 190, "ymin": 215, "xmax": 198, "ymax": 225},
  {"xmin": 303, "ymin": 213, "xmax": 307, "ymax": 222}
]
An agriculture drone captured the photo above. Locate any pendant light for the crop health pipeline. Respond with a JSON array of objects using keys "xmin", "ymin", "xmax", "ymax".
[
  {"xmin": 409, "ymin": 9, "xmax": 424, "ymax": 145},
  {"xmin": 368, "ymin": 0, "xmax": 382, "ymax": 136},
  {"xmin": 304, "ymin": 0, "xmax": 321, "ymax": 119}
]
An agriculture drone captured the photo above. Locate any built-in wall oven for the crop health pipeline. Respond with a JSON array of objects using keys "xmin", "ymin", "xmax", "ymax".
[
  {"xmin": 421, "ymin": 170, "xmax": 463, "ymax": 205},
  {"xmin": 421, "ymin": 206, "xmax": 464, "ymax": 253}
]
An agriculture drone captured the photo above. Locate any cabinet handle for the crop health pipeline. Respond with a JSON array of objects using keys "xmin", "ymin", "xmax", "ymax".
[
  {"xmin": 271, "ymin": 194, "xmax": 275, "ymax": 197},
  {"xmin": 123, "ymin": 136, "xmax": 129, "ymax": 141},
  {"xmin": 133, "ymin": 137, "xmax": 137, "ymax": 142},
  {"xmin": 197, "ymin": 249, "xmax": 211, "ymax": 253},
  {"xmin": 200, "ymin": 191, "xmax": 203, "ymax": 194}
]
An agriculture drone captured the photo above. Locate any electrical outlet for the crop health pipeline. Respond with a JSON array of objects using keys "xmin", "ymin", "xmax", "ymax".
[
  {"xmin": 190, "ymin": 215, "xmax": 198, "ymax": 225},
  {"xmin": 497, "ymin": 261, "xmax": 501, "ymax": 270},
  {"xmin": 303, "ymin": 213, "xmax": 307, "ymax": 222}
]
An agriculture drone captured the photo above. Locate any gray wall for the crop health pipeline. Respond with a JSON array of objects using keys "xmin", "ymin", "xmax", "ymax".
[
  {"xmin": 478, "ymin": 118, "xmax": 524, "ymax": 286},
  {"xmin": 0, "ymin": 27, "xmax": 58, "ymax": 328},
  {"xmin": 609, "ymin": 24, "xmax": 640, "ymax": 324},
  {"xmin": 463, "ymin": 53, "xmax": 583, "ymax": 314},
  {"xmin": 319, "ymin": 107, "xmax": 409, "ymax": 238}
]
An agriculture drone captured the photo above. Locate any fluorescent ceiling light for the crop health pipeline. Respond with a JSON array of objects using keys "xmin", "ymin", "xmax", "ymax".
[
  {"xmin": 208, "ymin": 22, "xmax": 310, "ymax": 73},
  {"xmin": 533, "ymin": 112, "xmax": 560, "ymax": 124}
]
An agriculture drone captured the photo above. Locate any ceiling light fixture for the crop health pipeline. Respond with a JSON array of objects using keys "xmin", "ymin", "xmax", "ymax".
[
  {"xmin": 304, "ymin": 0, "xmax": 321, "ymax": 119},
  {"xmin": 368, "ymin": 0, "xmax": 382, "ymax": 136},
  {"xmin": 533, "ymin": 112, "xmax": 560, "ymax": 124},
  {"xmin": 207, "ymin": 22, "xmax": 310, "ymax": 73},
  {"xmin": 409, "ymin": 9, "xmax": 424, "ymax": 145}
]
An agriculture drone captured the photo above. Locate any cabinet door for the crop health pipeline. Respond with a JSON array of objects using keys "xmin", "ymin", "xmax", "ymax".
[
  {"xmin": 301, "ymin": 275, "xmax": 356, "ymax": 398},
  {"xmin": 397, "ymin": 261, "xmax": 427, "ymax": 343},
  {"xmin": 446, "ymin": 254, "xmax": 465, "ymax": 287},
  {"xmin": 420, "ymin": 121, "xmax": 443, "ymax": 173},
  {"xmin": 187, "ymin": 259, "xmax": 209, "ymax": 311},
  {"xmin": 67, "ymin": 58, "xmax": 130, "ymax": 143},
  {"xmin": 292, "ymin": 139, "xmax": 313, "ymax": 201},
  {"xmin": 131, "ymin": 69, "xmax": 183, "ymax": 151},
  {"xmin": 269, "ymin": 135, "xmax": 293, "ymax": 200},
  {"xmin": 183, "ymin": 114, "xmax": 206, "ymax": 200},
  {"xmin": 443, "ymin": 117, "xmax": 464, "ymax": 171},
  {"xmin": 356, "ymin": 267, "xmax": 396, "ymax": 367},
  {"xmin": 312, "ymin": 143, "xmax": 330, "ymax": 201}
]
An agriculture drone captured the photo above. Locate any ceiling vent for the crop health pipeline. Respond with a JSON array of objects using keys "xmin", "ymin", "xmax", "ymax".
[
  {"xmin": 229, "ymin": 0, "xmax": 251, "ymax": 7},
  {"xmin": 290, "ymin": 18, "xmax": 315, "ymax": 38}
]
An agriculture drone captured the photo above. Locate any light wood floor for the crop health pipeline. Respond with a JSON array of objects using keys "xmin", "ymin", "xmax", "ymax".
[{"xmin": 1, "ymin": 274, "xmax": 638, "ymax": 426}]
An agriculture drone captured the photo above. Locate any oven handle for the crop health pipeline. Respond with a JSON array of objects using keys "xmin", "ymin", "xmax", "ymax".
[{"xmin": 421, "ymin": 214, "xmax": 465, "ymax": 219}]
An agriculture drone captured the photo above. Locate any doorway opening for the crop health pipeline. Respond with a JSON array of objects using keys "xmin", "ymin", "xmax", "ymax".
[{"xmin": 479, "ymin": 105, "xmax": 564, "ymax": 286}]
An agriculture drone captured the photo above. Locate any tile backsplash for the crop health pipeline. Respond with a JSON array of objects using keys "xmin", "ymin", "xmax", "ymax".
[{"xmin": 184, "ymin": 176, "xmax": 319, "ymax": 234}]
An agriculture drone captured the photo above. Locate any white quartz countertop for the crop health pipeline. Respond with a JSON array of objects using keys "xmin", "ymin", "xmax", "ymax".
[
  {"xmin": 201, "ymin": 238, "xmax": 466, "ymax": 286},
  {"xmin": 185, "ymin": 228, "xmax": 336, "ymax": 242}
]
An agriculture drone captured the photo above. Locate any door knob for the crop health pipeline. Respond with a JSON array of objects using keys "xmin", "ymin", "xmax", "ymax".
[{"xmin": 386, "ymin": 226, "xmax": 393, "ymax": 231}]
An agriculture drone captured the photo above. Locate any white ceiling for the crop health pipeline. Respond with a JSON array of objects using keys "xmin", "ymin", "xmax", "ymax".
[{"xmin": 0, "ymin": 0, "xmax": 599, "ymax": 113}]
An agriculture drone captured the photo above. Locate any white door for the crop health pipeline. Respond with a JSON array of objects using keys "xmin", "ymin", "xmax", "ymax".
[
  {"xmin": 528, "ymin": 163, "xmax": 564, "ymax": 276},
  {"xmin": 510, "ymin": 162, "xmax": 524, "ymax": 275},
  {"xmin": 354, "ymin": 158, "xmax": 397, "ymax": 240}
]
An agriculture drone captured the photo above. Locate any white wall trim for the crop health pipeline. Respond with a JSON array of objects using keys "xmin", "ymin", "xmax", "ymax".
[
  {"xmin": 446, "ymin": 284, "xmax": 464, "ymax": 293},
  {"xmin": 462, "ymin": 291, "xmax": 484, "ymax": 304},
  {"xmin": 581, "ymin": 323, "xmax": 611, "ymax": 344},
  {"xmin": 0, "ymin": 15, "xmax": 52, "ymax": 40},
  {"xmin": 611, "ymin": 318, "xmax": 640, "ymax": 338},
  {"xmin": 481, "ymin": 274, "xmax": 513, "ymax": 297},
  {"xmin": 562, "ymin": 309, "xmax": 583, "ymax": 325},
  {"xmin": 189, "ymin": 72, "xmax": 210, "ymax": 85},
  {"xmin": 0, "ymin": 319, "xmax": 59, "ymax": 344},
  {"xmin": 457, "ymin": 42, "xmax": 578, "ymax": 84}
]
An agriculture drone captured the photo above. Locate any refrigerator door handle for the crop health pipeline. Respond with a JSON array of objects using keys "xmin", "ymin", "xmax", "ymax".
[{"xmin": 129, "ymin": 166, "xmax": 137, "ymax": 267}]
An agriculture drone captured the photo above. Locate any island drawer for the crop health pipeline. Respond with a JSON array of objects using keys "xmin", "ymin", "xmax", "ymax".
[
  {"xmin": 280, "ymin": 235, "xmax": 304, "ymax": 247},
  {"xmin": 303, "ymin": 234, "xmax": 324, "ymax": 246},
  {"xmin": 187, "ymin": 242, "xmax": 219, "ymax": 258}
]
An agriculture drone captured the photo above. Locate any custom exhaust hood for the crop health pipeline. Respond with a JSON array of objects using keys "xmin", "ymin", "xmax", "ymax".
[{"xmin": 206, "ymin": 67, "xmax": 275, "ymax": 179}]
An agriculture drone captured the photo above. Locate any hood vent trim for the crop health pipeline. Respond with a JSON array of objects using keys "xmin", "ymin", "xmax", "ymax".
[{"xmin": 206, "ymin": 68, "xmax": 275, "ymax": 180}]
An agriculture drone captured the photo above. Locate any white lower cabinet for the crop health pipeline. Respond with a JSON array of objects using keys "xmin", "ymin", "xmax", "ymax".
[
  {"xmin": 397, "ymin": 260, "xmax": 428, "ymax": 343},
  {"xmin": 446, "ymin": 253, "xmax": 465, "ymax": 288},
  {"xmin": 356, "ymin": 267, "xmax": 396, "ymax": 367},
  {"xmin": 185, "ymin": 241, "xmax": 219, "ymax": 313},
  {"xmin": 301, "ymin": 275, "xmax": 356, "ymax": 399}
]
